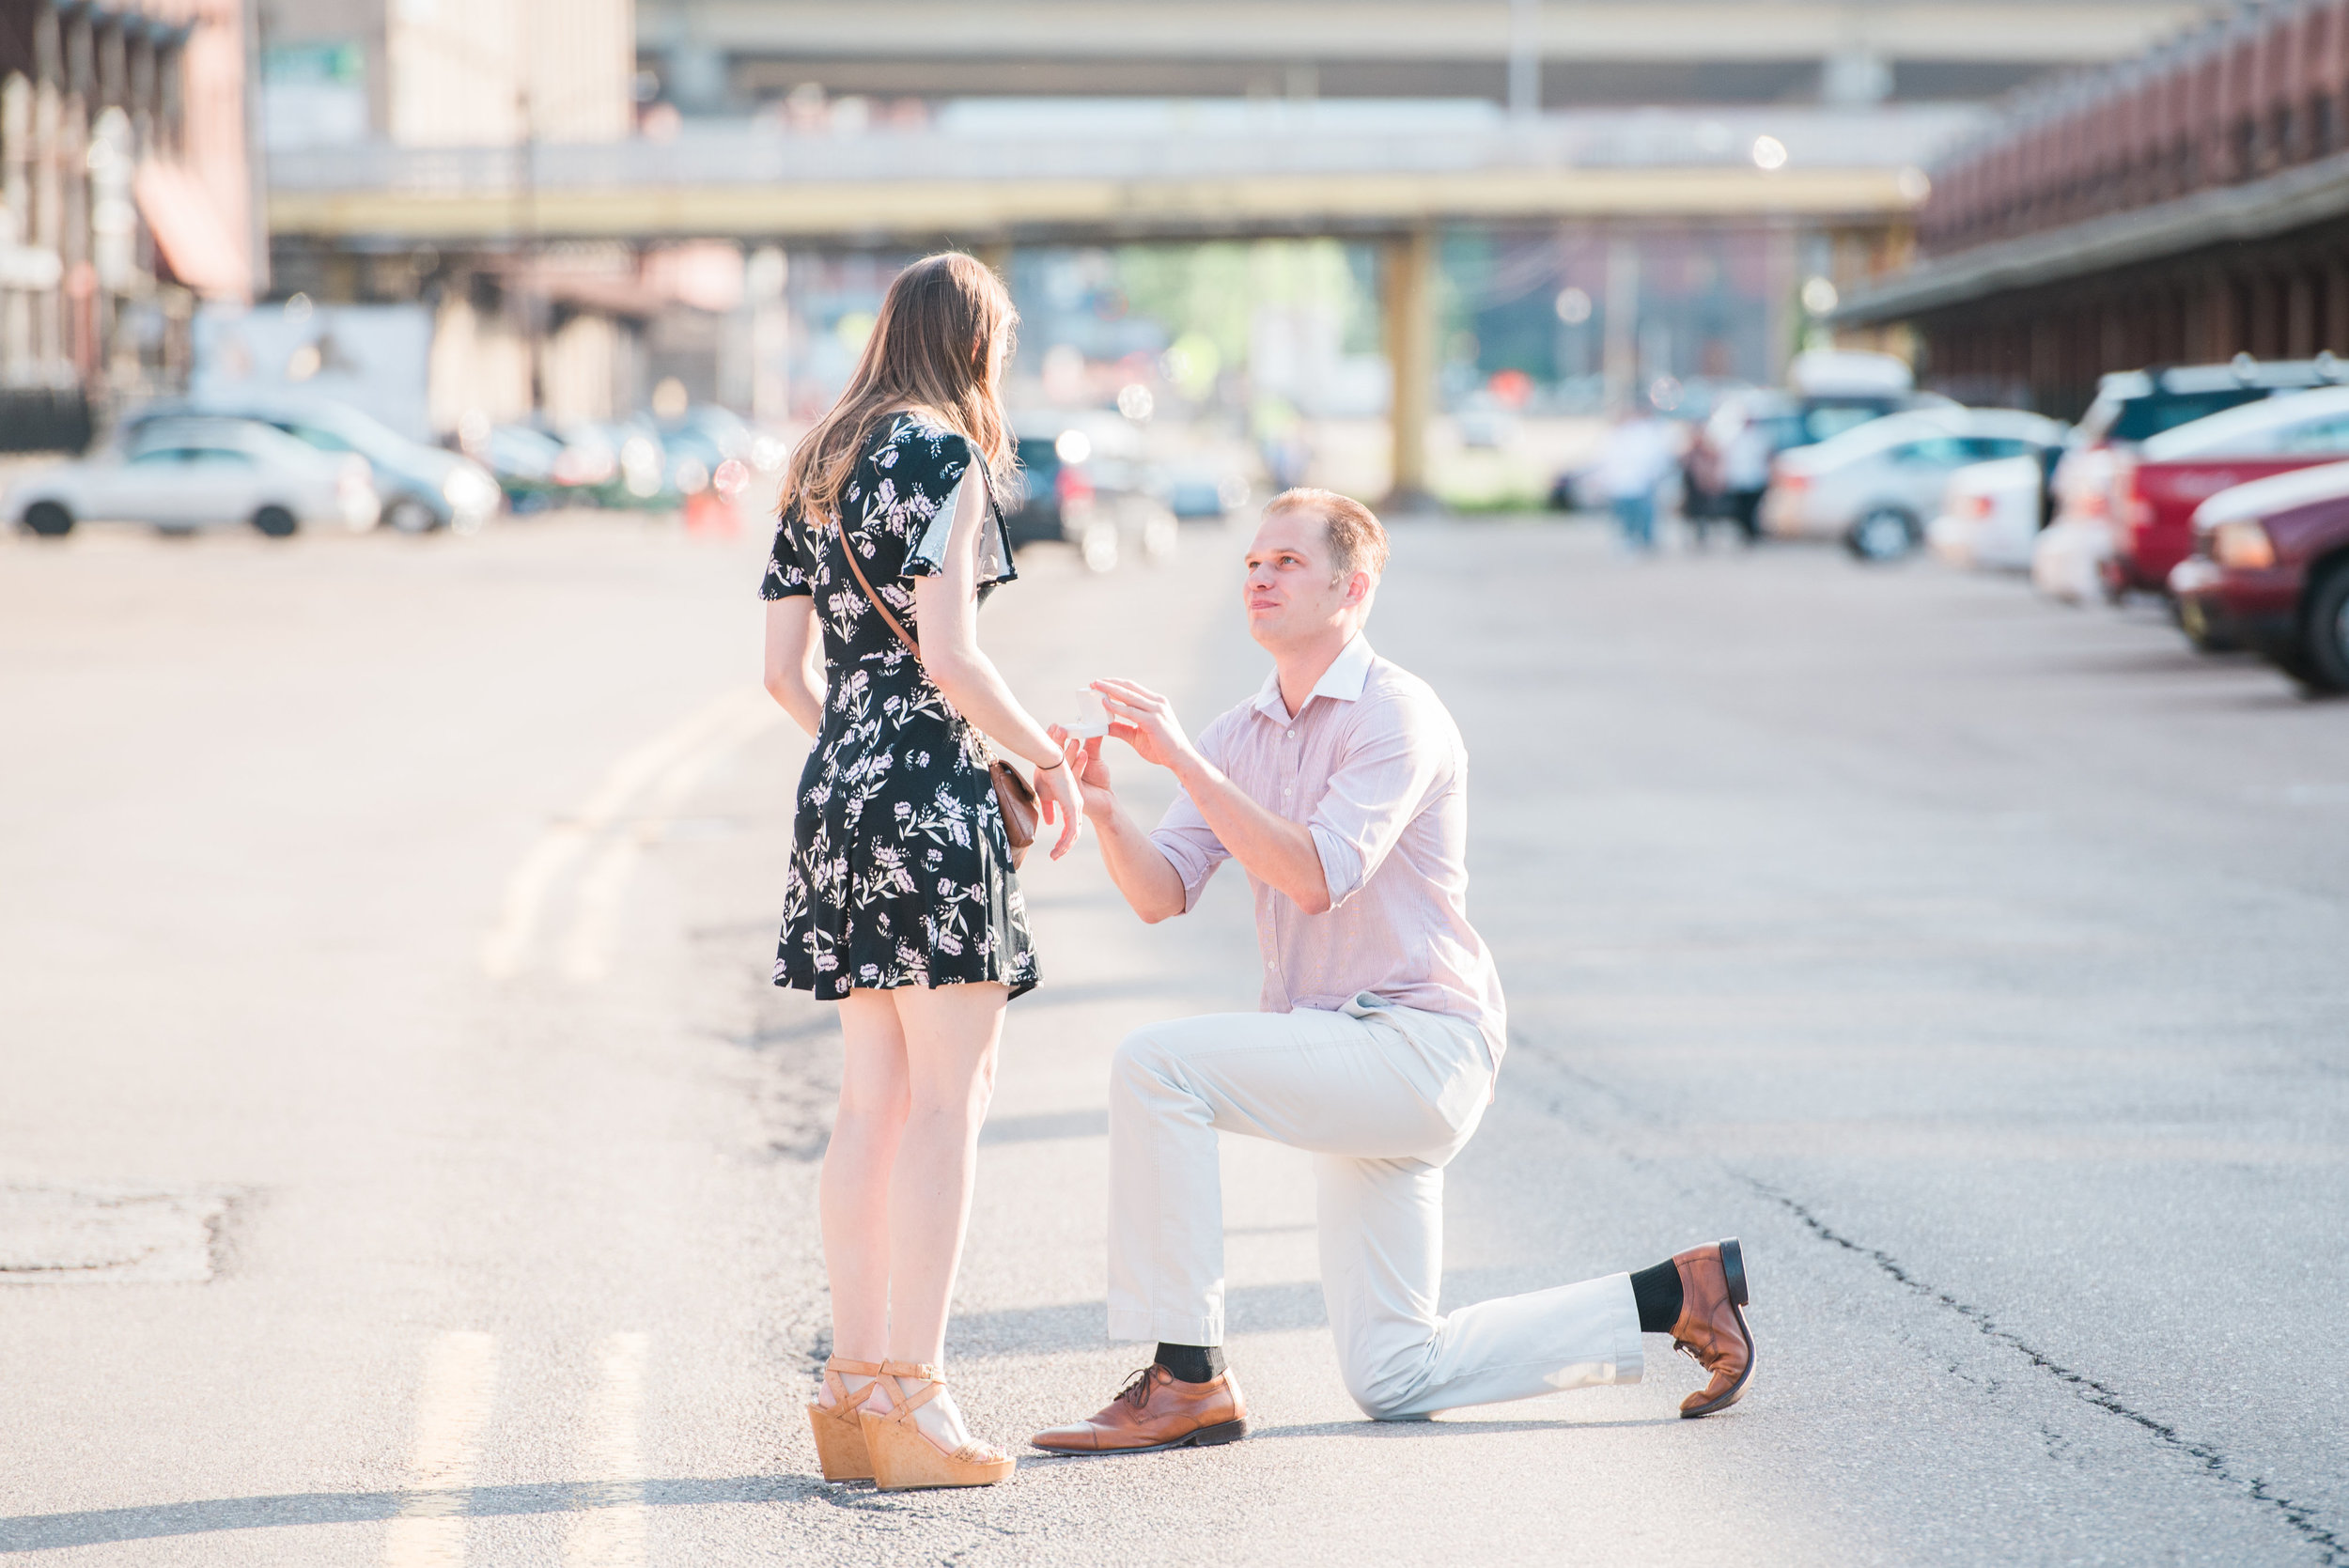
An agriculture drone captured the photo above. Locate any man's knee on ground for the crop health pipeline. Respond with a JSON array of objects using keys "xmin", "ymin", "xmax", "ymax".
[
  {"xmin": 1347, "ymin": 1379, "xmax": 1432, "ymax": 1422},
  {"xmin": 1342, "ymin": 1353, "xmax": 1435, "ymax": 1422}
]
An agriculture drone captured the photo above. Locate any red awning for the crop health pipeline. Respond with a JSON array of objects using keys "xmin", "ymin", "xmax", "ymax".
[{"xmin": 133, "ymin": 161, "xmax": 249, "ymax": 301}]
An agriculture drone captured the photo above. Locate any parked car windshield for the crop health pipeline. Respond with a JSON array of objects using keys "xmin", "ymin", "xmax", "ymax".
[
  {"xmin": 2099, "ymin": 389, "xmax": 2271, "ymax": 444},
  {"xmin": 2142, "ymin": 386, "xmax": 2349, "ymax": 459},
  {"xmin": 1802, "ymin": 403, "xmax": 1894, "ymax": 443}
]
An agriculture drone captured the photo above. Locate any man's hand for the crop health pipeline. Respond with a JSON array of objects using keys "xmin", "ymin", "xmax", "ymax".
[{"xmin": 1093, "ymin": 678, "xmax": 1198, "ymax": 775}]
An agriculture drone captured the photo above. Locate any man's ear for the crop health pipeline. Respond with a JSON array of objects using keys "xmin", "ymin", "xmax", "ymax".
[{"xmin": 1344, "ymin": 570, "xmax": 1374, "ymax": 608}]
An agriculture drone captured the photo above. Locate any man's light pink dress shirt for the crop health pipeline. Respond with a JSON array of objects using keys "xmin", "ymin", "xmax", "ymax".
[{"xmin": 1148, "ymin": 635, "xmax": 1508, "ymax": 1062}]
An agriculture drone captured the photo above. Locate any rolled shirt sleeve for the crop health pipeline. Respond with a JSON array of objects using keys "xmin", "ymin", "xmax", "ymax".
[
  {"xmin": 1305, "ymin": 696, "xmax": 1446, "ymax": 909},
  {"xmin": 1147, "ymin": 786, "xmax": 1230, "ymax": 913}
]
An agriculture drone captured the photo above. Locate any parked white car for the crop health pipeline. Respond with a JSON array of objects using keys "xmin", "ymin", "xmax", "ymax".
[
  {"xmin": 1763, "ymin": 407, "xmax": 2069, "ymax": 560},
  {"xmin": 8, "ymin": 418, "xmax": 380, "ymax": 538},
  {"xmin": 1927, "ymin": 454, "xmax": 2054, "ymax": 570}
]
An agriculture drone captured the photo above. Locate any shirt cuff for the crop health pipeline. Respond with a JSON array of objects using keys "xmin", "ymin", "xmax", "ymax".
[
  {"xmin": 1146, "ymin": 830, "xmax": 1213, "ymax": 913},
  {"xmin": 1309, "ymin": 825, "xmax": 1365, "ymax": 909}
]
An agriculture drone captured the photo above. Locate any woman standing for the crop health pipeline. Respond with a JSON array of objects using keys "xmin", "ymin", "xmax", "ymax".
[{"xmin": 759, "ymin": 253, "xmax": 1081, "ymax": 1490}]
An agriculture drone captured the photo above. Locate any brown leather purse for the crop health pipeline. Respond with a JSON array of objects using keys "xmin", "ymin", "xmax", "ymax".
[{"xmin": 832, "ymin": 515, "xmax": 1040, "ymax": 867}]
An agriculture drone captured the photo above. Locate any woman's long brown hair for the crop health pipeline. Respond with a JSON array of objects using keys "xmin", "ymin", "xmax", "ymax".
[{"xmin": 780, "ymin": 252, "xmax": 1021, "ymax": 528}]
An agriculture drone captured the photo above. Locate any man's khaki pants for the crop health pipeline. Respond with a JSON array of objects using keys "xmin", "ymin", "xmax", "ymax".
[{"xmin": 1106, "ymin": 994, "xmax": 1644, "ymax": 1419}]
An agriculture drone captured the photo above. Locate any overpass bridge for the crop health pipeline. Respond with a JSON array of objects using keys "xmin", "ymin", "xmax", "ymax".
[
  {"xmin": 266, "ymin": 102, "xmax": 1973, "ymax": 496},
  {"xmin": 638, "ymin": 1, "xmax": 2214, "ymax": 112},
  {"xmin": 264, "ymin": 104, "xmax": 1971, "ymax": 246}
]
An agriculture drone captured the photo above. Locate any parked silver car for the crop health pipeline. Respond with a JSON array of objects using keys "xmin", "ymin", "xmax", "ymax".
[
  {"xmin": 8, "ymin": 418, "xmax": 380, "ymax": 538},
  {"xmin": 124, "ymin": 395, "xmax": 499, "ymax": 535},
  {"xmin": 1763, "ymin": 407, "xmax": 2069, "ymax": 560}
]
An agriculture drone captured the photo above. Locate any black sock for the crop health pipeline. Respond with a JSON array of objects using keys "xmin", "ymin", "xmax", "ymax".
[
  {"xmin": 1629, "ymin": 1259, "xmax": 1684, "ymax": 1334},
  {"xmin": 1153, "ymin": 1343, "xmax": 1226, "ymax": 1384}
]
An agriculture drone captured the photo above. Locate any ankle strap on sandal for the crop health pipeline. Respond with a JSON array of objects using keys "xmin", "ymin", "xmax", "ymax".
[{"xmin": 873, "ymin": 1360, "xmax": 947, "ymax": 1422}]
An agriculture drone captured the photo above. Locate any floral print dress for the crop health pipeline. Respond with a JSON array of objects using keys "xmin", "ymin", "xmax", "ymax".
[{"xmin": 759, "ymin": 413, "xmax": 1039, "ymax": 1001}]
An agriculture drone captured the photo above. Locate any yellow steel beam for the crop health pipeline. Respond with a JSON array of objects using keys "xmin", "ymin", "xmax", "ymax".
[{"xmin": 270, "ymin": 166, "xmax": 1921, "ymax": 241}]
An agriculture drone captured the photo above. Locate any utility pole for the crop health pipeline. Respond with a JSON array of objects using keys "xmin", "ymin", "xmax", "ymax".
[
  {"xmin": 1383, "ymin": 225, "xmax": 1435, "ymax": 510},
  {"xmin": 1508, "ymin": 0, "xmax": 1540, "ymax": 120}
]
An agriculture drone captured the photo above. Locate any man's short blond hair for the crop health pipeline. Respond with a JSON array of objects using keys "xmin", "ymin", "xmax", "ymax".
[{"xmin": 1267, "ymin": 487, "xmax": 1390, "ymax": 583}]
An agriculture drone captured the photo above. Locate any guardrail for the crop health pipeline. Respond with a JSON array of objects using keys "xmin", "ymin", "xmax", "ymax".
[{"xmin": 266, "ymin": 106, "xmax": 1980, "ymax": 194}]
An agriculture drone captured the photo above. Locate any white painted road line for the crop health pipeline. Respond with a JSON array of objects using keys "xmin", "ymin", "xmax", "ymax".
[
  {"xmin": 561, "ymin": 699, "xmax": 784, "ymax": 983},
  {"xmin": 483, "ymin": 689, "xmax": 775, "ymax": 980},
  {"xmin": 564, "ymin": 1331, "xmax": 650, "ymax": 1568},
  {"xmin": 382, "ymin": 1330, "xmax": 498, "ymax": 1568}
]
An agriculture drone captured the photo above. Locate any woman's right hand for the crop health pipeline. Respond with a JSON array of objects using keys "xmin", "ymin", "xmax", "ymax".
[{"xmin": 1034, "ymin": 737, "xmax": 1085, "ymax": 860}]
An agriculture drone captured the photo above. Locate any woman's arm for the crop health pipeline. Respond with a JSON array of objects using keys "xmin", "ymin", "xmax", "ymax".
[
  {"xmin": 912, "ymin": 477, "xmax": 1084, "ymax": 858},
  {"xmin": 762, "ymin": 598, "xmax": 825, "ymax": 737}
]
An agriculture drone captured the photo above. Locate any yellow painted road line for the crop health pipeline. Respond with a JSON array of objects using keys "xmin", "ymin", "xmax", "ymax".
[
  {"xmin": 382, "ymin": 1330, "xmax": 498, "ymax": 1568},
  {"xmin": 564, "ymin": 1331, "xmax": 650, "ymax": 1568},
  {"xmin": 560, "ymin": 698, "xmax": 785, "ymax": 984},
  {"xmin": 482, "ymin": 691, "xmax": 772, "ymax": 980}
]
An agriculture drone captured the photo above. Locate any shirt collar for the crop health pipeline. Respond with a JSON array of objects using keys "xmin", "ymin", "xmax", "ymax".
[{"xmin": 1252, "ymin": 634, "xmax": 1377, "ymax": 722}]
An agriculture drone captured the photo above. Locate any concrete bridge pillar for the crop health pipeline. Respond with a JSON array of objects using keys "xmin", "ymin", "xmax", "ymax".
[{"xmin": 1383, "ymin": 225, "xmax": 1436, "ymax": 511}]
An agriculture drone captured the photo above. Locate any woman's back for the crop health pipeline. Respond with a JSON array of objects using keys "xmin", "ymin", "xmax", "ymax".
[
  {"xmin": 760, "ymin": 410, "xmax": 1036, "ymax": 1000},
  {"xmin": 767, "ymin": 412, "xmax": 1018, "ymax": 690}
]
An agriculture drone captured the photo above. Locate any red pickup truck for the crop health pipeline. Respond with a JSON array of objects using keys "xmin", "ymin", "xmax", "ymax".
[
  {"xmin": 2171, "ymin": 462, "xmax": 2349, "ymax": 691},
  {"xmin": 2107, "ymin": 385, "xmax": 2349, "ymax": 596}
]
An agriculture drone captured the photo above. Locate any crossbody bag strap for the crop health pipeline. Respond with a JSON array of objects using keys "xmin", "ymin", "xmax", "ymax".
[{"xmin": 832, "ymin": 512, "xmax": 923, "ymax": 660}]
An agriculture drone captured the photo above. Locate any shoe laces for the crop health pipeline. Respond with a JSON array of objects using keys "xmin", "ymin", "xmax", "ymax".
[{"xmin": 1114, "ymin": 1366, "xmax": 1161, "ymax": 1409}]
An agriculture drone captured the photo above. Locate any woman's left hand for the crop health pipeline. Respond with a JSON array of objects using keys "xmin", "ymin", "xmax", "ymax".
[{"xmin": 1033, "ymin": 743, "xmax": 1085, "ymax": 860}]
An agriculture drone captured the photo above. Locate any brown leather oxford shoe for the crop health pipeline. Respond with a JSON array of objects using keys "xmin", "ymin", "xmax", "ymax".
[
  {"xmin": 1030, "ymin": 1365, "xmax": 1249, "ymax": 1454},
  {"xmin": 1671, "ymin": 1238, "xmax": 1755, "ymax": 1419}
]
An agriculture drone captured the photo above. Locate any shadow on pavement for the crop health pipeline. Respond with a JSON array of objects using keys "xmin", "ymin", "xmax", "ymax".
[
  {"xmin": 978, "ymin": 1108, "xmax": 1108, "ymax": 1144},
  {"xmin": 947, "ymin": 1281, "xmax": 1330, "ymax": 1356},
  {"xmin": 1243, "ymin": 1416, "xmax": 1674, "ymax": 1440},
  {"xmin": 0, "ymin": 1477, "xmax": 818, "ymax": 1553}
]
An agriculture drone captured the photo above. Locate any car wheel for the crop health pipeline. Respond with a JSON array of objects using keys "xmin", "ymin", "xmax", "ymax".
[
  {"xmin": 2296, "ymin": 564, "xmax": 2349, "ymax": 692},
  {"xmin": 384, "ymin": 495, "xmax": 440, "ymax": 534},
  {"xmin": 22, "ymin": 501, "xmax": 73, "ymax": 536},
  {"xmin": 251, "ymin": 505, "xmax": 299, "ymax": 539},
  {"xmin": 1845, "ymin": 507, "xmax": 1917, "ymax": 562}
]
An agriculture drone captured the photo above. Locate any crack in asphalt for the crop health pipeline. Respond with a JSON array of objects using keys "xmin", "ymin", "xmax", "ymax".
[
  {"xmin": 1751, "ymin": 1181, "xmax": 2342, "ymax": 1566},
  {"xmin": 1509, "ymin": 1030, "xmax": 2341, "ymax": 1563}
]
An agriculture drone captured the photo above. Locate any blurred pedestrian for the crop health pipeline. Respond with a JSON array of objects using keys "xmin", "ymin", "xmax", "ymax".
[
  {"xmin": 1596, "ymin": 402, "xmax": 1678, "ymax": 551},
  {"xmin": 1029, "ymin": 488, "xmax": 1759, "ymax": 1456},
  {"xmin": 760, "ymin": 253, "xmax": 1084, "ymax": 1492},
  {"xmin": 1717, "ymin": 408, "xmax": 1774, "ymax": 545}
]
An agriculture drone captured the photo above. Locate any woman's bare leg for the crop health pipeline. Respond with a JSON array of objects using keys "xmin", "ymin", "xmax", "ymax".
[
  {"xmin": 817, "ymin": 988, "xmax": 910, "ymax": 1410},
  {"xmin": 874, "ymin": 979, "xmax": 1007, "ymax": 1452}
]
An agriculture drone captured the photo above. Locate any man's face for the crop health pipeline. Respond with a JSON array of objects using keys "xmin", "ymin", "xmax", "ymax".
[{"xmin": 1243, "ymin": 506, "xmax": 1361, "ymax": 648}]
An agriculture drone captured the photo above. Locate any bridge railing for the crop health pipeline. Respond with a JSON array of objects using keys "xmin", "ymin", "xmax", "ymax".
[{"xmin": 266, "ymin": 106, "xmax": 1980, "ymax": 194}]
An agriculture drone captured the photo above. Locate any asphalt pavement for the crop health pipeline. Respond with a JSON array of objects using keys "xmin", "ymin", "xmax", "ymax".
[{"xmin": 1, "ymin": 508, "xmax": 2343, "ymax": 1566}]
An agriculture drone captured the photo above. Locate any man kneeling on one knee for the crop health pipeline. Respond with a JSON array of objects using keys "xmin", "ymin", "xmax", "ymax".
[{"xmin": 1031, "ymin": 488, "xmax": 1757, "ymax": 1454}]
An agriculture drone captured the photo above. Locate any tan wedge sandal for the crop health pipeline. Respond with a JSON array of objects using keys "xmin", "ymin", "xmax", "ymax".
[
  {"xmin": 860, "ymin": 1361, "xmax": 1015, "ymax": 1491},
  {"xmin": 806, "ymin": 1356, "xmax": 883, "ymax": 1482}
]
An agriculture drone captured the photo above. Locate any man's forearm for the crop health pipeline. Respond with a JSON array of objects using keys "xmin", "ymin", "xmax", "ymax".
[
  {"xmin": 1095, "ymin": 803, "xmax": 1188, "ymax": 924},
  {"xmin": 1168, "ymin": 752, "xmax": 1331, "ymax": 915}
]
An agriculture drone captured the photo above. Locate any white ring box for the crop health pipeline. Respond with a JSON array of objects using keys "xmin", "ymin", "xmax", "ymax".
[{"xmin": 1067, "ymin": 685, "xmax": 1110, "ymax": 739}]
